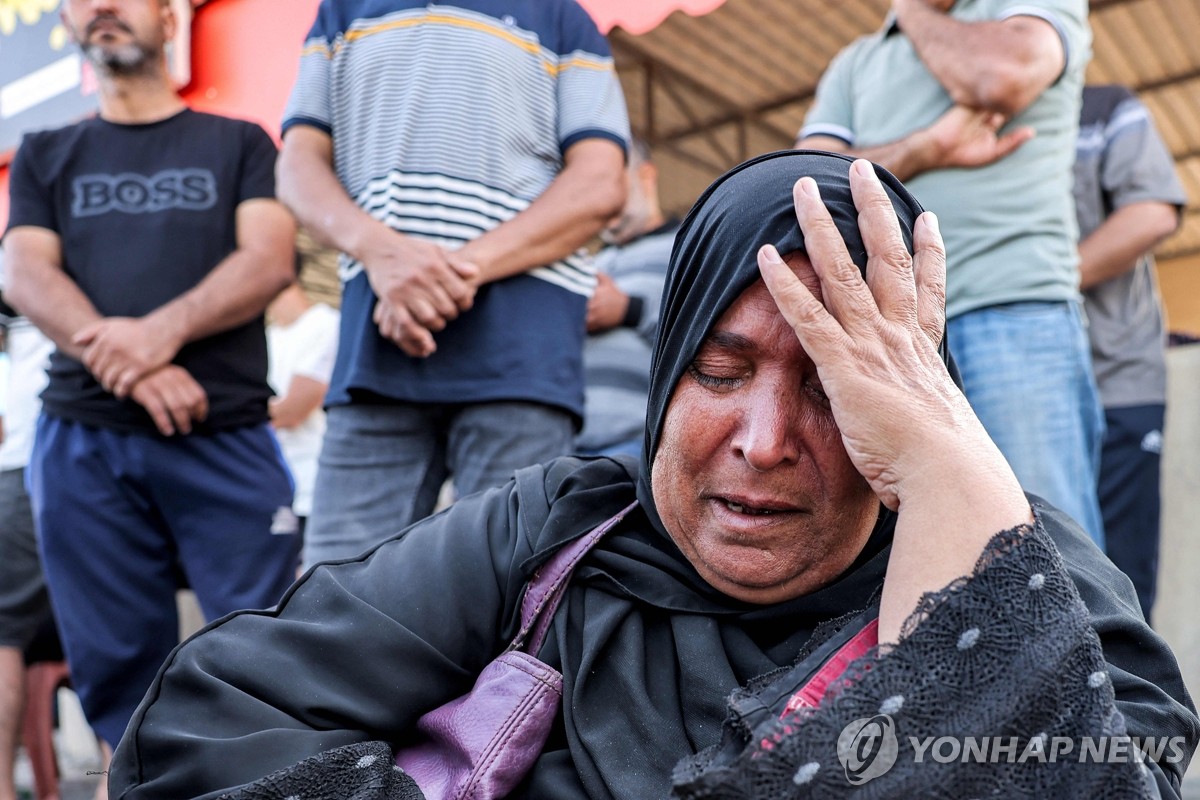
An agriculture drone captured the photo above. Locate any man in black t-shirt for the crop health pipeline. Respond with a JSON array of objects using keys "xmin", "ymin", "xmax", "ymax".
[{"xmin": 2, "ymin": 0, "xmax": 299, "ymax": 776}]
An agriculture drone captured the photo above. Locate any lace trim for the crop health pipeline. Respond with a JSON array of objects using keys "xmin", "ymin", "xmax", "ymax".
[
  {"xmin": 671, "ymin": 512, "xmax": 1157, "ymax": 799},
  {"xmin": 218, "ymin": 741, "xmax": 425, "ymax": 800}
]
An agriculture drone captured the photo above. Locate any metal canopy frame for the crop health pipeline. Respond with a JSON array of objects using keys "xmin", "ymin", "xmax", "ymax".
[{"xmin": 611, "ymin": 0, "xmax": 1200, "ymax": 264}]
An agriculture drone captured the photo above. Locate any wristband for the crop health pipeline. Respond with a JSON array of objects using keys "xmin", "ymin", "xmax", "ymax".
[{"xmin": 622, "ymin": 296, "xmax": 644, "ymax": 328}]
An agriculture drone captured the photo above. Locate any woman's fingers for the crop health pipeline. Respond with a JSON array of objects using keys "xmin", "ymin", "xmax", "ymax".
[
  {"xmin": 912, "ymin": 212, "xmax": 948, "ymax": 347},
  {"xmin": 784, "ymin": 161, "xmax": 943, "ymax": 352},
  {"xmin": 850, "ymin": 160, "xmax": 919, "ymax": 329},
  {"xmin": 791, "ymin": 176, "xmax": 879, "ymax": 338},
  {"xmin": 758, "ymin": 244, "xmax": 848, "ymax": 368}
]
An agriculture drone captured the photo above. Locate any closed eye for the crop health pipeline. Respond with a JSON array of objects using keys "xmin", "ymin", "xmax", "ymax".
[{"xmin": 688, "ymin": 363, "xmax": 741, "ymax": 389}]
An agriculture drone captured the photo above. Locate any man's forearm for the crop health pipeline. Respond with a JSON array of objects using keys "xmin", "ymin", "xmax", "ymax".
[
  {"xmin": 799, "ymin": 103, "xmax": 1034, "ymax": 184},
  {"xmin": 147, "ymin": 200, "xmax": 296, "ymax": 347},
  {"xmin": 150, "ymin": 249, "xmax": 291, "ymax": 346},
  {"xmin": 843, "ymin": 137, "xmax": 940, "ymax": 184},
  {"xmin": 1079, "ymin": 202, "xmax": 1180, "ymax": 291},
  {"xmin": 458, "ymin": 140, "xmax": 626, "ymax": 284},
  {"xmin": 277, "ymin": 128, "xmax": 400, "ymax": 268},
  {"xmin": 897, "ymin": 0, "xmax": 1061, "ymax": 116},
  {"xmin": 797, "ymin": 133, "xmax": 937, "ymax": 183},
  {"xmin": 6, "ymin": 250, "xmax": 101, "ymax": 360}
]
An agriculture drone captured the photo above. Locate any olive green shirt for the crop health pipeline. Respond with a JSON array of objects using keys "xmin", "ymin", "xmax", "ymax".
[{"xmin": 802, "ymin": 0, "xmax": 1092, "ymax": 320}]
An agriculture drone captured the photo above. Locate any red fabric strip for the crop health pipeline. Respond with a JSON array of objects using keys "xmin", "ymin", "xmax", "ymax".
[{"xmin": 782, "ymin": 619, "xmax": 879, "ymax": 717}]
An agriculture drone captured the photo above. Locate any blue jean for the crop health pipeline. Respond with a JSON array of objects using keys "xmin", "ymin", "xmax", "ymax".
[
  {"xmin": 948, "ymin": 301, "xmax": 1105, "ymax": 547},
  {"xmin": 27, "ymin": 416, "xmax": 300, "ymax": 747},
  {"xmin": 304, "ymin": 401, "xmax": 574, "ymax": 568}
]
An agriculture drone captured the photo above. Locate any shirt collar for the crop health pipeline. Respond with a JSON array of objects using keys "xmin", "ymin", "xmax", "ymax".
[{"xmin": 883, "ymin": 10, "xmax": 901, "ymax": 36}]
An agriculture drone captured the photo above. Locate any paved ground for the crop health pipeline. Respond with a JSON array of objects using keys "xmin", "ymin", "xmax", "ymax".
[{"xmin": 60, "ymin": 778, "xmax": 102, "ymax": 800}]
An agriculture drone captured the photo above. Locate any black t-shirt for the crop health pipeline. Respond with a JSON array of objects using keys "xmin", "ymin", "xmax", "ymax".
[{"xmin": 4, "ymin": 109, "xmax": 278, "ymax": 433}]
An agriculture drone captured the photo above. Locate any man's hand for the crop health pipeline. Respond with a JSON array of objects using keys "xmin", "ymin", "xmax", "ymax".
[
  {"xmin": 129, "ymin": 365, "xmax": 209, "ymax": 437},
  {"xmin": 922, "ymin": 105, "xmax": 1034, "ymax": 170},
  {"xmin": 268, "ymin": 374, "xmax": 328, "ymax": 430},
  {"xmin": 362, "ymin": 231, "xmax": 478, "ymax": 357},
  {"xmin": 797, "ymin": 106, "xmax": 1033, "ymax": 183},
  {"xmin": 73, "ymin": 315, "xmax": 185, "ymax": 398},
  {"xmin": 586, "ymin": 273, "xmax": 630, "ymax": 333}
]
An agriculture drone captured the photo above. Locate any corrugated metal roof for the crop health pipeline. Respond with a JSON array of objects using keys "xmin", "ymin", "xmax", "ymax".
[{"xmin": 610, "ymin": 0, "xmax": 1200, "ymax": 268}]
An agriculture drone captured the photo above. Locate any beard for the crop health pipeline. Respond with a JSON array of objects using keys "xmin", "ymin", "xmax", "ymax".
[
  {"xmin": 84, "ymin": 40, "xmax": 159, "ymax": 76},
  {"xmin": 78, "ymin": 14, "xmax": 161, "ymax": 77}
]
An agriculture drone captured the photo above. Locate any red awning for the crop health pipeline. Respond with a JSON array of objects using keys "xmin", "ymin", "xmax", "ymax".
[{"xmin": 575, "ymin": 0, "xmax": 727, "ymax": 34}]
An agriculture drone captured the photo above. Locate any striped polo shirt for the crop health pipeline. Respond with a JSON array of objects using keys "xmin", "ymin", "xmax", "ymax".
[{"xmin": 283, "ymin": 1, "xmax": 629, "ymax": 416}]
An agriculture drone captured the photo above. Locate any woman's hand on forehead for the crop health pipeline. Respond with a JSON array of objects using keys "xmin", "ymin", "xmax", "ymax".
[
  {"xmin": 757, "ymin": 159, "xmax": 962, "ymax": 510},
  {"xmin": 759, "ymin": 159, "xmax": 1032, "ymax": 643}
]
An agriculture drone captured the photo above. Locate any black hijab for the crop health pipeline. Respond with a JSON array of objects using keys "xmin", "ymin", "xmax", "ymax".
[
  {"xmin": 634, "ymin": 149, "xmax": 937, "ymax": 534},
  {"xmin": 546, "ymin": 151, "xmax": 944, "ymax": 800}
]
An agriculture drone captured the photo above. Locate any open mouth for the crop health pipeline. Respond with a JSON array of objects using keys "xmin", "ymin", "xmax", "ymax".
[
  {"xmin": 715, "ymin": 496, "xmax": 801, "ymax": 517},
  {"xmin": 723, "ymin": 500, "xmax": 779, "ymax": 516}
]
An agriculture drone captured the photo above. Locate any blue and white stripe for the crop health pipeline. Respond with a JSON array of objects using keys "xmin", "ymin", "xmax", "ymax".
[
  {"xmin": 284, "ymin": 2, "xmax": 627, "ymax": 297},
  {"xmin": 340, "ymin": 169, "xmax": 594, "ymax": 295}
]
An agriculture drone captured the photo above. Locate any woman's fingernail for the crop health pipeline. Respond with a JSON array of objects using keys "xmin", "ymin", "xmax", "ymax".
[
  {"xmin": 760, "ymin": 244, "xmax": 783, "ymax": 264},
  {"xmin": 924, "ymin": 211, "xmax": 940, "ymax": 235},
  {"xmin": 799, "ymin": 177, "xmax": 820, "ymax": 199},
  {"xmin": 854, "ymin": 159, "xmax": 877, "ymax": 181}
]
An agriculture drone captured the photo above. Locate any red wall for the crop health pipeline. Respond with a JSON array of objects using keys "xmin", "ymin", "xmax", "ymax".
[
  {"xmin": 0, "ymin": 0, "xmax": 321, "ymax": 231},
  {"xmin": 178, "ymin": 0, "xmax": 321, "ymax": 136}
]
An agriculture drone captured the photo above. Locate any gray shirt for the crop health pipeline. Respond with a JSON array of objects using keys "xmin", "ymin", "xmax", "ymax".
[
  {"xmin": 576, "ymin": 222, "xmax": 675, "ymax": 452},
  {"xmin": 1074, "ymin": 85, "xmax": 1186, "ymax": 408},
  {"xmin": 802, "ymin": 0, "xmax": 1091, "ymax": 320}
]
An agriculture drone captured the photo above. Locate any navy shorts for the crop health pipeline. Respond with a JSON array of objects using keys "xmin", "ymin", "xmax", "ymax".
[{"xmin": 27, "ymin": 415, "xmax": 301, "ymax": 747}]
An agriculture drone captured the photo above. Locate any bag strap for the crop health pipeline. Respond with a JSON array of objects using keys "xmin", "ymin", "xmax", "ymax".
[{"xmin": 511, "ymin": 500, "xmax": 638, "ymax": 656}]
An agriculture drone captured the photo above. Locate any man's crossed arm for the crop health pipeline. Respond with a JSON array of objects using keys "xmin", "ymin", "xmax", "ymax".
[
  {"xmin": 278, "ymin": 127, "xmax": 626, "ymax": 357},
  {"xmin": 799, "ymin": 0, "xmax": 1066, "ymax": 181},
  {"xmin": 4, "ymin": 199, "xmax": 295, "ymax": 434}
]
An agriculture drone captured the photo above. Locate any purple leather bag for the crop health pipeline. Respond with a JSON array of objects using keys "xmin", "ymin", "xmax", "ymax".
[{"xmin": 393, "ymin": 501, "xmax": 637, "ymax": 800}]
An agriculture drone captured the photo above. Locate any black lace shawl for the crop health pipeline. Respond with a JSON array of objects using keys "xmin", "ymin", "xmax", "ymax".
[
  {"xmin": 218, "ymin": 742, "xmax": 423, "ymax": 800},
  {"xmin": 670, "ymin": 507, "xmax": 1169, "ymax": 799}
]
